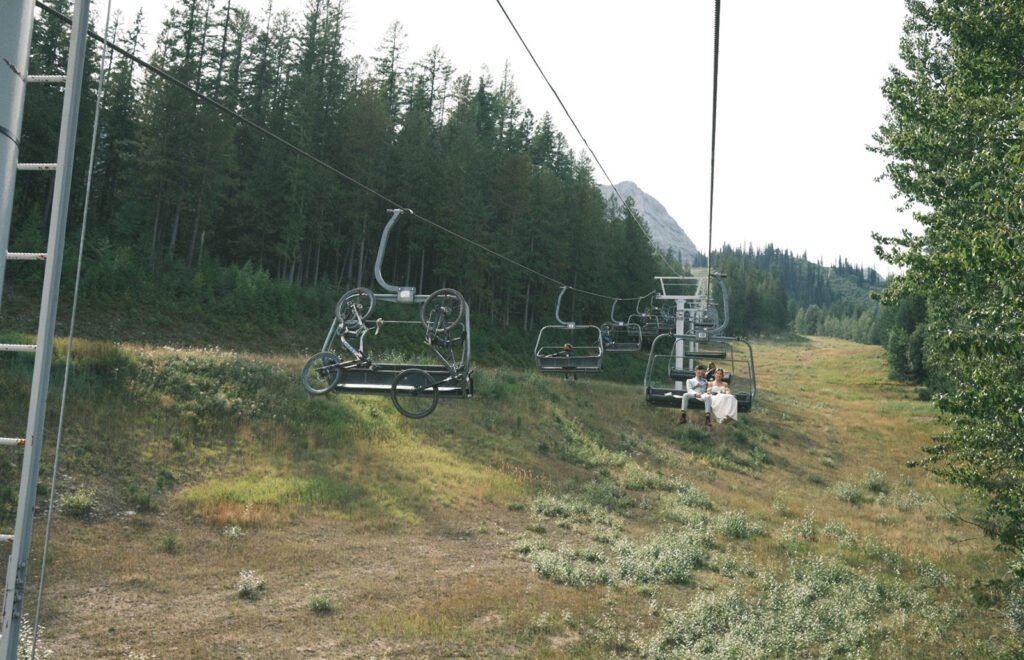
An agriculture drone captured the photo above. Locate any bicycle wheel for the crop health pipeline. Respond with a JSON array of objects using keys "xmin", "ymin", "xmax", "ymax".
[
  {"xmin": 420, "ymin": 288, "xmax": 465, "ymax": 332},
  {"xmin": 302, "ymin": 352, "xmax": 343, "ymax": 395},
  {"xmin": 335, "ymin": 287, "xmax": 376, "ymax": 327},
  {"xmin": 391, "ymin": 368, "xmax": 440, "ymax": 419}
]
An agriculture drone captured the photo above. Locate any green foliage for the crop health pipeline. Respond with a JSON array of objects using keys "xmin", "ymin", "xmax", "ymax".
[
  {"xmin": 713, "ymin": 245, "xmax": 885, "ymax": 339},
  {"xmin": 873, "ymin": 0, "xmax": 1024, "ymax": 551},
  {"xmin": 831, "ymin": 482, "xmax": 866, "ymax": 506},
  {"xmin": 530, "ymin": 545, "xmax": 611, "ymax": 587},
  {"xmin": 236, "ymin": 569, "xmax": 266, "ymax": 600},
  {"xmin": 160, "ymin": 533, "xmax": 178, "ymax": 554},
  {"xmin": 128, "ymin": 483, "xmax": 156, "ymax": 513},
  {"xmin": 643, "ymin": 556, "xmax": 945, "ymax": 657},
  {"xmin": 60, "ymin": 489, "xmax": 95, "ymax": 519},
  {"xmin": 715, "ymin": 511, "xmax": 765, "ymax": 540},
  {"xmin": 615, "ymin": 529, "xmax": 711, "ymax": 585},
  {"xmin": 308, "ymin": 591, "xmax": 335, "ymax": 615}
]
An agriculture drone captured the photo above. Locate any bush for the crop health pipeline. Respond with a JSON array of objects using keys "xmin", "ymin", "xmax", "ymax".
[
  {"xmin": 716, "ymin": 511, "xmax": 765, "ymax": 539},
  {"xmin": 862, "ymin": 469, "xmax": 890, "ymax": 494},
  {"xmin": 237, "ymin": 570, "xmax": 266, "ymax": 600},
  {"xmin": 531, "ymin": 546, "xmax": 611, "ymax": 587},
  {"xmin": 831, "ymin": 482, "xmax": 865, "ymax": 505},
  {"xmin": 308, "ymin": 591, "xmax": 334, "ymax": 615},
  {"xmin": 60, "ymin": 489, "xmax": 94, "ymax": 518},
  {"xmin": 616, "ymin": 530, "xmax": 711, "ymax": 585},
  {"xmin": 128, "ymin": 484, "xmax": 156, "ymax": 513},
  {"xmin": 160, "ymin": 533, "xmax": 178, "ymax": 554}
]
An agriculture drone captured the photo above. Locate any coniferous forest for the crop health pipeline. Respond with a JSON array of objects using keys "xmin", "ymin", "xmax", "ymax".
[
  {"xmin": 11, "ymin": 0, "xmax": 887, "ymax": 346},
  {"xmin": 13, "ymin": 0, "xmax": 666, "ymax": 334}
]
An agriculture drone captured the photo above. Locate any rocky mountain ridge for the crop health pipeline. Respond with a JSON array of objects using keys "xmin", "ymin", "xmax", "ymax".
[{"xmin": 599, "ymin": 181, "xmax": 699, "ymax": 265}]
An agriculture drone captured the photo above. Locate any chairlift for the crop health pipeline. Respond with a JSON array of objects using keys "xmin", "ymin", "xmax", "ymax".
[
  {"xmin": 643, "ymin": 333, "xmax": 755, "ymax": 412},
  {"xmin": 628, "ymin": 291, "xmax": 675, "ymax": 344},
  {"xmin": 534, "ymin": 286, "xmax": 603, "ymax": 376},
  {"xmin": 600, "ymin": 298, "xmax": 643, "ymax": 353},
  {"xmin": 301, "ymin": 209, "xmax": 473, "ymax": 418},
  {"xmin": 641, "ymin": 271, "xmax": 755, "ymax": 411}
]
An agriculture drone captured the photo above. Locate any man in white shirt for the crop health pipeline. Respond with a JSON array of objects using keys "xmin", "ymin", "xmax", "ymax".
[{"xmin": 679, "ymin": 364, "xmax": 713, "ymax": 427}]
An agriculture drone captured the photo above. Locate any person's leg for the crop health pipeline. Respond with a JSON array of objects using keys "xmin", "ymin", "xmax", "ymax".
[{"xmin": 679, "ymin": 393, "xmax": 694, "ymax": 424}]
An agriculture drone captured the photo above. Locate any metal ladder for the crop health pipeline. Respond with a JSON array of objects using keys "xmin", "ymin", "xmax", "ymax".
[{"xmin": 0, "ymin": 0, "xmax": 91, "ymax": 656}]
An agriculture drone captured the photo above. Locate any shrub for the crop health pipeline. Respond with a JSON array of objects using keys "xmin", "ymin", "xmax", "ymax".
[
  {"xmin": 831, "ymin": 482, "xmax": 865, "ymax": 505},
  {"xmin": 862, "ymin": 469, "xmax": 890, "ymax": 494},
  {"xmin": 308, "ymin": 591, "xmax": 334, "ymax": 615},
  {"xmin": 1008, "ymin": 584, "xmax": 1024, "ymax": 637},
  {"xmin": 783, "ymin": 512, "xmax": 819, "ymax": 542},
  {"xmin": 160, "ymin": 533, "xmax": 178, "ymax": 554},
  {"xmin": 583, "ymin": 479, "xmax": 635, "ymax": 512},
  {"xmin": 237, "ymin": 570, "xmax": 266, "ymax": 600},
  {"xmin": 622, "ymin": 464, "xmax": 677, "ymax": 491},
  {"xmin": 677, "ymin": 484, "xmax": 714, "ymax": 510},
  {"xmin": 716, "ymin": 511, "xmax": 765, "ymax": 539},
  {"xmin": 60, "ymin": 489, "xmax": 94, "ymax": 518},
  {"xmin": 128, "ymin": 484, "xmax": 156, "ymax": 513},
  {"xmin": 616, "ymin": 530, "xmax": 711, "ymax": 585},
  {"xmin": 531, "ymin": 546, "xmax": 611, "ymax": 587}
]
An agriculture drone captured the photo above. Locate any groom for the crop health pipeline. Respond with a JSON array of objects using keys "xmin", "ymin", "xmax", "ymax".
[{"xmin": 678, "ymin": 364, "xmax": 713, "ymax": 427}]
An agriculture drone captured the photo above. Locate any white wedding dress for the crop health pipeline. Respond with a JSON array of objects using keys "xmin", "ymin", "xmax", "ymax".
[{"xmin": 709, "ymin": 384, "xmax": 738, "ymax": 423}]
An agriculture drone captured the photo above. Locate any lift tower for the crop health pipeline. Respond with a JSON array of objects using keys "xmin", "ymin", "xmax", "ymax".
[{"xmin": 0, "ymin": 1, "xmax": 91, "ymax": 656}]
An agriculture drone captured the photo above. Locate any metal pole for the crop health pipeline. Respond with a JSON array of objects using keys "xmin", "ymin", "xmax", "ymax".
[
  {"xmin": 0, "ymin": 0, "xmax": 37, "ymax": 317},
  {"xmin": 0, "ymin": 1, "xmax": 91, "ymax": 656}
]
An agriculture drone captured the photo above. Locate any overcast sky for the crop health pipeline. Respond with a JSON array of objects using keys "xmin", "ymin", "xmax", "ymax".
[{"xmin": 103, "ymin": 0, "xmax": 914, "ymax": 275}]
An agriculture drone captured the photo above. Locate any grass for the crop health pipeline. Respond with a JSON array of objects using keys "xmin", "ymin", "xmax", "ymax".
[{"xmin": 5, "ymin": 335, "xmax": 1020, "ymax": 657}]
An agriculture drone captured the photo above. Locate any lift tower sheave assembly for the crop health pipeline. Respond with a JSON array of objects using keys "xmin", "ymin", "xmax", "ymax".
[{"xmin": 0, "ymin": 1, "xmax": 92, "ymax": 656}]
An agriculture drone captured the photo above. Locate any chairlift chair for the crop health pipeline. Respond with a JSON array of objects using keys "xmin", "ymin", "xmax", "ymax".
[
  {"xmin": 534, "ymin": 286, "xmax": 603, "ymax": 374},
  {"xmin": 600, "ymin": 298, "xmax": 643, "ymax": 352},
  {"xmin": 643, "ymin": 333, "xmax": 756, "ymax": 412},
  {"xmin": 301, "ymin": 209, "xmax": 473, "ymax": 418}
]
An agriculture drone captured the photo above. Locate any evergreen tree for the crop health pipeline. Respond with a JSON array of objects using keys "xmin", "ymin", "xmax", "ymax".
[{"xmin": 873, "ymin": 0, "xmax": 1024, "ymax": 550}]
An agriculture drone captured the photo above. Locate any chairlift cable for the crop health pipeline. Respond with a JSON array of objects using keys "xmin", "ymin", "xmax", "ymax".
[
  {"xmin": 493, "ymin": 0, "xmax": 687, "ymax": 278},
  {"xmin": 707, "ymin": 0, "xmax": 722, "ymax": 298},
  {"xmin": 31, "ymin": 1, "xmax": 115, "ymax": 654}
]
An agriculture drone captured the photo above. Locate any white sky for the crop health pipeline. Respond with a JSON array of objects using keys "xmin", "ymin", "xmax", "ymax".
[{"xmin": 101, "ymin": 0, "xmax": 915, "ymax": 275}]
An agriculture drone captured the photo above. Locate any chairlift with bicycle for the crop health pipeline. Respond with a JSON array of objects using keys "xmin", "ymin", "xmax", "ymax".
[
  {"xmin": 600, "ymin": 297, "xmax": 643, "ymax": 353},
  {"xmin": 301, "ymin": 209, "xmax": 473, "ymax": 418},
  {"xmin": 534, "ymin": 286, "xmax": 603, "ymax": 376}
]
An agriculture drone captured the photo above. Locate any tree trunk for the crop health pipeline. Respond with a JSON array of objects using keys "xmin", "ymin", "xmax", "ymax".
[
  {"xmin": 313, "ymin": 237, "xmax": 322, "ymax": 285},
  {"xmin": 150, "ymin": 195, "xmax": 163, "ymax": 264},
  {"xmin": 344, "ymin": 241, "xmax": 355, "ymax": 288},
  {"xmin": 168, "ymin": 198, "xmax": 182, "ymax": 259},
  {"xmin": 356, "ymin": 235, "xmax": 365, "ymax": 288},
  {"xmin": 523, "ymin": 281, "xmax": 531, "ymax": 331},
  {"xmin": 187, "ymin": 197, "xmax": 202, "ymax": 266},
  {"xmin": 419, "ymin": 248, "xmax": 425, "ymax": 293}
]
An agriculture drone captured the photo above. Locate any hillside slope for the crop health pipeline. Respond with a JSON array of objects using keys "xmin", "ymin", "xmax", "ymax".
[{"xmin": 1, "ymin": 337, "xmax": 1018, "ymax": 657}]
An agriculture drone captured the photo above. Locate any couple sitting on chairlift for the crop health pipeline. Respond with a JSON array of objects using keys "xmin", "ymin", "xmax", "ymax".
[{"xmin": 678, "ymin": 362, "xmax": 737, "ymax": 427}]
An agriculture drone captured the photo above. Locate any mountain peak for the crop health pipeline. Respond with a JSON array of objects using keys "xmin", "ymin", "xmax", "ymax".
[{"xmin": 599, "ymin": 182, "xmax": 699, "ymax": 265}]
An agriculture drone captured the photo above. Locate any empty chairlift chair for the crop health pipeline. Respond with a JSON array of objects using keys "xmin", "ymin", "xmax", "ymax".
[{"xmin": 600, "ymin": 297, "xmax": 643, "ymax": 353}]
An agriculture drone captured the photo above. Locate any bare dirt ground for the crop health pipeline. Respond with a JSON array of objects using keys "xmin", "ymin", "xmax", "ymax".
[{"xmin": 23, "ymin": 501, "xmax": 558, "ymax": 658}]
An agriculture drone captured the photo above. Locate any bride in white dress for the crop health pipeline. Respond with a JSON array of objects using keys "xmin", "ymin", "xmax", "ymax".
[{"xmin": 708, "ymin": 368, "xmax": 738, "ymax": 424}]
